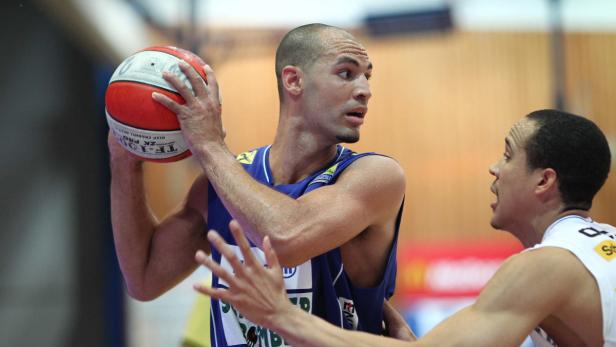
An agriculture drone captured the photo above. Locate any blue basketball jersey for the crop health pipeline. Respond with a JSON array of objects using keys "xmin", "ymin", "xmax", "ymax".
[{"xmin": 207, "ymin": 144, "xmax": 402, "ymax": 347}]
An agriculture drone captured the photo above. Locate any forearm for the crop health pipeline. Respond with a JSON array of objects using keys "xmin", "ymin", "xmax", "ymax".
[
  {"xmin": 271, "ymin": 304, "xmax": 413, "ymax": 347},
  {"xmin": 111, "ymin": 158, "xmax": 209, "ymax": 299},
  {"xmin": 196, "ymin": 145, "xmax": 302, "ymax": 249},
  {"xmin": 110, "ymin": 159, "xmax": 160, "ymax": 297}
]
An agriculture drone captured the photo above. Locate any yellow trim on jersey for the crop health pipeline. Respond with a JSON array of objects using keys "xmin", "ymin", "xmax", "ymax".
[
  {"xmin": 324, "ymin": 163, "xmax": 339, "ymax": 175},
  {"xmin": 236, "ymin": 150, "xmax": 257, "ymax": 164}
]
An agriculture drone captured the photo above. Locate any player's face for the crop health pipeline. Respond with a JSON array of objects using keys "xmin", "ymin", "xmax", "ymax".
[
  {"xmin": 301, "ymin": 34, "xmax": 372, "ymax": 144},
  {"xmin": 489, "ymin": 119, "xmax": 539, "ymax": 232}
]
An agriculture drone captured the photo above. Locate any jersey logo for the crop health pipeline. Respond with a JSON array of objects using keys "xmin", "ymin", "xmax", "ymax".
[
  {"xmin": 308, "ymin": 163, "xmax": 339, "ymax": 186},
  {"xmin": 578, "ymin": 227, "xmax": 615, "ymax": 240},
  {"xmin": 533, "ymin": 327, "xmax": 558, "ymax": 346},
  {"xmin": 595, "ymin": 240, "xmax": 616, "ymax": 261},
  {"xmin": 236, "ymin": 150, "xmax": 257, "ymax": 164},
  {"xmin": 282, "ymin": 266, "xmax": 297, "ymax": 279},
  {"xmin": 338, "ymin": 297, "xmax": 359, "ymax": 330}
]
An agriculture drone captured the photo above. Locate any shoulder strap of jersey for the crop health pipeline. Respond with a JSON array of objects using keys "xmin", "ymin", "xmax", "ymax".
[{"xmin": 306, "ymin": 147, "xmax": 380, "ymax": 188}]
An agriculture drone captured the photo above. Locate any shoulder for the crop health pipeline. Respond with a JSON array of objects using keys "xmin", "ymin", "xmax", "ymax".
[
  {"xmin": 331, "ymin": 155, "xmax": 405, "ymax": 202},
  {"xmin": 341, "ymin": 154, "xmax": 405, "ymax": 184},
  {"xmin": 477, "ymin": 248, "xmax": 584, "ymax": 310},
  {"xmin": 236, "ymin": 145, "xmax": 268, "ymax": 165},
  {"xmin": 498, "ymin": 247, "xmax": 584, "ymax": 282}
]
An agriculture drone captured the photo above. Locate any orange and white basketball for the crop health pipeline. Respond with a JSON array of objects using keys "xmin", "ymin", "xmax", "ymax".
[{"xmin": 105, "ymin": 46, "xmax": 207, "ymax": 162}]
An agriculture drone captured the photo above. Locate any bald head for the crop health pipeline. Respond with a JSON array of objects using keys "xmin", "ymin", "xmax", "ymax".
[{"xmin": 275, "ymin": 23, "xmax": 356, "ymax": 100}]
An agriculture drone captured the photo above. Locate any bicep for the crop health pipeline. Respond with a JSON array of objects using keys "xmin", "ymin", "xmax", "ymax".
[
  {"xmin": 148, "ymin": 175, "xmax": 211, "ymax": 276},
  {"xmin": 166, "ymin": 173, "xmax": 210, "ymax": 252},
  {"xmin": 419, "ymin": 253, "xmax": 568, "ymax": 347},
  {"xmin": 417, "ymin": 305, "xmax": 532, "ymax": 347}
]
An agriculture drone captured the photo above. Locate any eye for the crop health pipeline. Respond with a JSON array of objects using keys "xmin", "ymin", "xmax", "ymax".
[
  {"xmin": 337, "ymin": 69, "xmax": 352, "ymax": 79},
  {"xmin": 503, "ymin": 152, "xmax": 511, "ymax": 161}
]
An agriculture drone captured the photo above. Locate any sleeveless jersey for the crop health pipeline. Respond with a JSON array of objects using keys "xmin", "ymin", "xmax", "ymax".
[
  {"xmin": 528, "ymin": 215, "xmax": 616, "ymax": 347},
  {"xmin": 207, "ymin": 145, "xmax": 402, "ymax": 347}
]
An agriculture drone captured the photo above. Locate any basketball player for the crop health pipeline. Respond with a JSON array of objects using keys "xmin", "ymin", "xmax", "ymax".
[
  {"xmin": 195, "ymin": 109, "xmax": 616, "ymax": 347},
  {"xmin": 109, "ymin": 23, "xmax": 414, "ymax": 346}
]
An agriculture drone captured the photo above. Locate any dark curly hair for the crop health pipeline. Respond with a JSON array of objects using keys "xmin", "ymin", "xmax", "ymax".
[{"xmin": 525, "ymin": 109, "xmax": 611, "ymax": 210}]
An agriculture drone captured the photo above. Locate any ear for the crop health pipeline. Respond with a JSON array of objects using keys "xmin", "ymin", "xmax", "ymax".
[
  {"xmin": 281, "ymin": 66, "xmax": 303, "ymax": 96},
  {"xmin": 535, "ymin": 168, "xmax": 558, "ymax": 198}
]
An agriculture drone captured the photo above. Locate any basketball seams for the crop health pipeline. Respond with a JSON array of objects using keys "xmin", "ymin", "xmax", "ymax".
[
  {"xmin": 105, "ymin": 81, "xmax": 181, "ymax": 130},
  {"xmin": 108, "ymin": 78, "xmax": 181, "ymax": 96},
  {"xmin": 105, "ymin": 109, "xmax": 181, "ymax": 132},
  {"xmin": 108, "ymin": 49, "xmax": 206, "ymax": 93},
  {"xmin": 142, "ymin": 46, "xmax": 208, "ymax": 79}
]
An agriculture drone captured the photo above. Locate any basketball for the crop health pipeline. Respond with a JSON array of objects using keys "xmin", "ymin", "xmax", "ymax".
[{"xmin": 105, "ymin": 46, "xmax": 208, "ymax": 162}]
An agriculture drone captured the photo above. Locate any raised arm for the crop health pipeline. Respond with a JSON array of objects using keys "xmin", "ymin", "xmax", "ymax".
[
  {"xmin": 196, "ymin": 222, "xmax": 585, "ymax": 347},
  {"xmin": 152, "ymin": 62, "xmax": 405, "ymax": 267},
  {"xmin": 109, "ymin": 134, "xmax": 210, "ymax": 300}
]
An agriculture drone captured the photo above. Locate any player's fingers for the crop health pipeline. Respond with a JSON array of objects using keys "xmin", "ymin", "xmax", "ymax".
[
  {"xmin": 203, "ymin": 64, "xmax": 222, "ymax": 105},
  {"xmin": 228, "ymin": 220, "xmax": 258, "ymax": 267},
  {"xmin": 178, "ymin": 61, "xmax": 208, "ymax": 98},
  {"xmin": 152, "ymin": 92, "xmax": 184, "ymax": 114},
  {"xmin": 195, "ymin": 249, "xmax": 240, "ymax": 288},
  {"xmin": 193, "ymin": 282, "xmax": 231, "ymax": 302},
  {"xmin": 162, "ymin": 69, "xmax": 195, "ymax": 103},
  {"xmin": 206, "ymin": 230, "xmax": 248, "ymax": 277},
  {"xmin": 263, "ymin": 236, "xmax": 282, "ymax": 274}
]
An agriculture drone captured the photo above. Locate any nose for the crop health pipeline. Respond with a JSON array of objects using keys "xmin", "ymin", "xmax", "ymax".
[
  {"xmin": 353, "ymin": 76, "xmax": 372, "ymax": 102},
  {"xmin": 489, "ymin": 161, "xmax": 499, "ymax": 177}
]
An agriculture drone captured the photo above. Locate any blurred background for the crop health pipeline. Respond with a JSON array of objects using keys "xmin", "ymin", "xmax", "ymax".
[{"xmin": 2, "ymin": 0, "xmax": 615, "ymax": 346}]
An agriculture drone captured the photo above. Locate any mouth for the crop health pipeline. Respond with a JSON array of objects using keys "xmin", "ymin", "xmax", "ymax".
[
  {"xmin": 490, "ymin": 185, "xmax": 498, "ymax": 210},
  {"xmin": 345, "ymin": 107, "xmax": 367, "ymax": 125}
]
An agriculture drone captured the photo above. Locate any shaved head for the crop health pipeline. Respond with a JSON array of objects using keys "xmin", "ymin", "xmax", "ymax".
[{"xmin": 275, "ymin": 23, "xmax": 355, "ymax": 99}]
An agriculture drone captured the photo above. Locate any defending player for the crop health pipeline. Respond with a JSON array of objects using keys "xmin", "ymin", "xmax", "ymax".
[{"xmin": 195, "ymin": 109, "xmax": 616, "ymax": 347}]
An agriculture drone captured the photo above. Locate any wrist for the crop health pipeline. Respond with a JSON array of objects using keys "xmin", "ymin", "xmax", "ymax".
[
  {"xmin": 192, "ymin": 140, "xmax": 232, "ymax": 164},
  {"xmin": 110, "ymin": 154, "xmax": 144, "ymax": 172},
  {"xmin": 267, "ymin": 303, "xmax": 308, "ymax": 342}
]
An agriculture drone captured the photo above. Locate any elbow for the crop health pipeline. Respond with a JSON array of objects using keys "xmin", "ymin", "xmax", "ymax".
[
  {"xmin": 124, "ymin": 280, "xmax": 163, "ymax": 302},
  {"xmin": 274, "ymin": 252, "xmax": 306, "ymax": 268},
  {"xmin": 268, "ymin": 232, "xmax": 309, "ymax": 268},
  {"xmin": 126, "ymin": 288, "xmax": 155, "ymax": 302}
]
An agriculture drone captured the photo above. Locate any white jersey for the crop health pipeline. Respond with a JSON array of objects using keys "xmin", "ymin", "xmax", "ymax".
[{"xmin": 528, "ymin": 215, "xmax": 616, "ymax": 347}]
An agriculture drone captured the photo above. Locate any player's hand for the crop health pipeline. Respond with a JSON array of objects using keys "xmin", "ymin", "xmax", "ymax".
[
  {"xmin": 193, "ymin": 220, "xmax": 292, "ymax": 329},
  {"xmin": 383, "ymin": 300, "xmax": 417, "ymax": 341},
  {"xmin": 152, "ymin": 62, "xmax": 225, "ymax": 158}
]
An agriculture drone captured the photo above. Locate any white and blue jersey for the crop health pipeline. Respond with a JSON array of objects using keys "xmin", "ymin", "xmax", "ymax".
[
  {"xmin": 207, "ymin": 144, "xmax": 402, "ymax": 347},
  {"xmin": 528, "ymin": 215, "xmax": 616, "ymax": 347}
]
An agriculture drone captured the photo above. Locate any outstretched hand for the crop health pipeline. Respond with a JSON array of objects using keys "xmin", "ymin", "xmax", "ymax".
[
  {"xmin": 194, "ymin": 220, "xmax": 292, "ymax": 329},
  {"xmin": 152, "ymin": 62, "xmax": 225, "ymax": 157}
]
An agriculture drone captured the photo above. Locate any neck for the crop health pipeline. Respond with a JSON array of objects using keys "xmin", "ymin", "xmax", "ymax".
[
  {"xmin": 269, "ymin": 133, "xmax": 340, "ymax": 185},
  {"xmin": 517, "ymin": 207, "xmax": 590, "ymax": 248},
  {"xmin": 269, "ymin": 106, "xmax": 342, "ymax": 185}
]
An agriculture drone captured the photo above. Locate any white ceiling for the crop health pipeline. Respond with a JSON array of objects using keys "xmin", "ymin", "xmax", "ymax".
[
  {"xmin": 41, "ymin": 0, "xmax": 616, "ymax": 64},
  {"xmin": 136, "ymin": 0, "xmax": 616, "ymax": 31}
]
